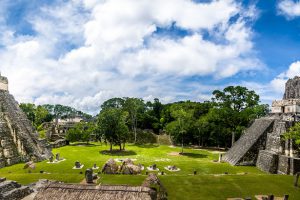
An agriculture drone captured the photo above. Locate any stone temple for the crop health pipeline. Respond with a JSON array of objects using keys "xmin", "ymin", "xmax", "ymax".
[
  {"xmin": 224, "ymin": 76, "xmax": 300, "ymax": 174},
  {"xmin": 0, "ymin": 74, "xmax": 51, "ymax": 168}
]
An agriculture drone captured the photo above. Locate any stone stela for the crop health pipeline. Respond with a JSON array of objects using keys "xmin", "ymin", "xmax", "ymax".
[{"xmin": 223, "ymin": 76, "xmax": 300, "ymax": 175}]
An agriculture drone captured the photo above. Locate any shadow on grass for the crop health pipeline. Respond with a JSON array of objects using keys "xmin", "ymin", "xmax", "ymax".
[
  {"xmin": 135, "ymin": 144, "xmax": 159, "ymax": 148},
  {"xmin": 69, "ymin": 143, "xmax": 101, "ymax": 147},
  {"xmin": 181, "ymin": 152, "xmax": 208, "ymax": 158},
  {"xmin": 100, "ymin": 150, "xmax": 137, "ymax": 156}
]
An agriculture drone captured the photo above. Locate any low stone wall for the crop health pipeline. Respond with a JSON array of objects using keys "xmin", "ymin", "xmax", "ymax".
[
  {"xmin": 290, "ymin": 157, "xmax": 300, "ymax": 175},
  {"xmin": 256, "ymin": 150, "xmax": 279, "ymax": 173},
  {"xmin": 51, "ymin": 139, "xmax": 67, "ymax": 148},
  {"xmin": 277, "ymin": 155, "xmax": 290, "ymax": 174}
]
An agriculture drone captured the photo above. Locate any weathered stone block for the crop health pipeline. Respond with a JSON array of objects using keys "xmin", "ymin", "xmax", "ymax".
[
  {"xmin": 278, "ymin": 155, "xmax": 290, "ymax": 174},
  {"xmin": 256, "ymin": 150, "xmax": 279, "ymax": 173},
  {"xmin": 290, "ymin": 157, "xmax": 300, "ymax": 175}
]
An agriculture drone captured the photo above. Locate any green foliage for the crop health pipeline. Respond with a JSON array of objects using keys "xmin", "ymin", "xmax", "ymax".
[
  {"xmin": 20, "ymin": 103, "xmax": 92, "ymax": 129},
  {"xmin": 66, "ymin": 122, "xmax": 96, "ymax": 143},
  {"xmin": 20, "ymin": 103, "xmax": 36, "ymax": 123},
  {"xmin": 97, "ymin": 108, "xmax": 129, "ymax": 150},
  {"xmin": 38, "ymin": 130, "xmax": 46, "ymax": 139},
  {"xmin": 284, "ymin": 122, "xmax": 300, "ymax": 150}
]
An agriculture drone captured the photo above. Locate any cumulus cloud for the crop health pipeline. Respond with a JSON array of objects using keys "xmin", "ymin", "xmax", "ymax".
[
  {"xmin": 278, "ymin": 0, "xmax": 300, "ymax": 18},
  {"xmin": 242, "ymin": 61, "xmax": 300, "ymax": 104},
  {"xmin": 0, "ymin": 0, "xmax": 261, "ymax": 114}
]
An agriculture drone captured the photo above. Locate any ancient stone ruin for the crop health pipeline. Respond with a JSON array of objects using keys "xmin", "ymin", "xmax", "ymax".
[
  {"xmin": 224, "ymin": 76, "xmax": 300, "ymax": 174},
  {"xmin": 0, "ymin": 74, "xmax": 51, "ymax": 168},
  {"xmin": 0, "ymin": 177, "xmax": 33, "ymax": 199}
]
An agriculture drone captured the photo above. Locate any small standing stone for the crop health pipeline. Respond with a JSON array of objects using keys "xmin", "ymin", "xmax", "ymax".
[
  {"xmin": 49, "ymin": 156, "xmax": 53, "ymax": 163},
  {"xmin": 75, "ymin": 161, "xmax": 81, "ymax": 168},
  {"xmin": 55, "ymin": 153, "xmax": 60, "ymax": 161},
  {"xmin": 218, "ymin": 153, "xmax": 223, "ymax": 162},
  {"xmin": 85, "ymin": 168, "xmax": 94, "ymax": 184},
  {"xmin": 93, "ymin": 163, "xmax": 97, "ymax": 168}
]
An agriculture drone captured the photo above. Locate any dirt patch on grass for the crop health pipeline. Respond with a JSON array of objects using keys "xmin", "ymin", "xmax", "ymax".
[{"xmin": 168, "ymin": 152, "xmax": 180, "ymax": 156}]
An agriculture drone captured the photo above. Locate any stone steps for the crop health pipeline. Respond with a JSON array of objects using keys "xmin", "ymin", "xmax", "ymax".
[
  {"xmin": 0, "ymin": 90, "xmax": 51, "ymax": 168},
  {"xmin": 0, "ymin": 179, "xmax": 33, "ymax": 200},
  {"xmin": 2, "ymin": 186, "xmax": 33, "ymax": 200},
  {"xmin": 224, "ymin": 117, "xmax": 275, "ymax": 165},
  {"xmin": 0, "ymin": 180, "xmax": 21, "ymax": 194}
]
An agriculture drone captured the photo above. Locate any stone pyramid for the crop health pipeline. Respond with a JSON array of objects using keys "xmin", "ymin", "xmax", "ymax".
[{"xmin": 0, "ymin": 75, "xmax": 51, "ymax": 168}]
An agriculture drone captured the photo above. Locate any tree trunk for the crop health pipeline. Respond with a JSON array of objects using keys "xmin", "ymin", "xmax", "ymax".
[
  {"xmin": 181, "ymin": 134, "xmax": 184, "ymax": 154},
  {"xmin": 110, "ymin": 143, "xmax": 112, "ymax": 152},
  {"xmin": 119, "ymin": 144, "xmax": 122, "ymax": 151},
  {"xmin": 122, "ymin": 142, "xmax": 125, "ymax": 150},
  {"xmin": 231, "ymin": 132, "xmax": 235, "ymax": 147}
]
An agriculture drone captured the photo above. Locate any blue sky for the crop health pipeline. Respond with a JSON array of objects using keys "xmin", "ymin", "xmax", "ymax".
[{"xmin": 1, "ymin": 0, "xmax": 300, "ymax": 114}]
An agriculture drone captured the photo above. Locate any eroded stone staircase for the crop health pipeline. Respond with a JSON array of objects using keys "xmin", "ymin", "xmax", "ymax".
[
  {"xmin": 223, "ymin": 117, "xmax": 276, "ymax": 165},
  {"xmin": 0, "ymin": 177, "xmax": 33, "ymax": 200},
  {"xmin": 0, "ymin": 90, "xmax": 51, "ymax": 168}
]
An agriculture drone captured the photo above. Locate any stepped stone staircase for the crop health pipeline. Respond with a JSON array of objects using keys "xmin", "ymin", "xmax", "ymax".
[
  {"xmin": 0, "ymin": 177, "xmax": 33, "ymax": 200},
  {"xmin": 0, "ymin": 90, "xmax": 51, "ymax": 168},
  {"xmin": 223, "ymin": 117, "xmax": 276, "ymax": 165}
]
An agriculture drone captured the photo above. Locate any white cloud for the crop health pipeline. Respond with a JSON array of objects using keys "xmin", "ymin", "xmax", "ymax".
[
  {"xmin": 242, "ymin": 61, "xmax": 300, "ymax": 105},
  {"xmin": 0, "ymin": 0, "xmax": 261, "ymax": 114},
  {"xmin": 278, "ymin": 0, "xmax": 300, "ymax": 18}
]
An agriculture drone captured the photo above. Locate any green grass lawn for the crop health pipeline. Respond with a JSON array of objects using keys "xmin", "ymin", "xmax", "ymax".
[{"xmin": 0, "ymin": 143, "xmax": 299, "ymax": 199}]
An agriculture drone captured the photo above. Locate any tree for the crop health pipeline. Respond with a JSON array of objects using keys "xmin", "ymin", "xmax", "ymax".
[
  {"xmin": 101, "ymin": 98, "xmax": 125, "ymax": 110},
  {"xmin": 35, "ymin": 105, "xmax": 52, "ymax": 126},
  {"xmin": 212, "ymin": 86, "xmax": 262, "ymax": 146},
  {"xmin": 98, "ymin": 108, "xmax": 129, "ymax": 151},
  {"xmin": 66, "ymin": 122, "xmax": 95, "ymax": 144},
  {"xmin": 20, "ymin": 103, "xmax": 36, "ymax": 125},
  {"xmin": 123, "ymin": 98, "xmax": 145, "ymax": 143},
  {"xmin": 166, "ymin": 106, "xmax": 193, "ymax": 154},
  {"xmin": 284, "ymin": 122, "xmax": 300, "ymax": 151}
]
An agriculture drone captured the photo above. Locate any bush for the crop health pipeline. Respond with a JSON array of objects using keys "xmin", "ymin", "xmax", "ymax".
[
  {"xmin": 157, "ymin": 134, "xmax": 172, "ymax": 145},
  {"xmin": 38, "ymin": 130, "xmax": 46, "ymax": 139}
]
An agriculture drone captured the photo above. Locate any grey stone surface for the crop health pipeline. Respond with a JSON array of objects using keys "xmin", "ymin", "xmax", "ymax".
[
  {"xmin": 278, "ymin": 155, "xmax": 290, "ymax": 174},
  {"xmin": 283, "ymin": 76, "xmax": 300, "ymax": 99},
  {"xmin": 85, "ymin": 168, "xmax": 94, "ymax": 183},
  {"xmin": 0, "ymin": 179, "xmax": 33, "ymax": 200},
  {"xmin": 0, "ymin": 87, "xmax": 51, "ymax": 168},
  {"xmin": 256, "ymin": 150, "xmax": 279, "ymax": 173},
  {"xmin": 223, "ymin": 117, "xmax": 275, "ymax": 165}
]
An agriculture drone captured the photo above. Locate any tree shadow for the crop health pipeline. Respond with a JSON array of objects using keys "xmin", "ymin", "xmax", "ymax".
[
  {"xmin": 181, "ymin": 152, "xmax": 208, "ymax": 158},
  {"xmin": 100, "ymin": 150, "xmax": 137, "ymax": 156},
  {"xmin": 69, "ymin": 143, "xmax": 100, "ymax": 147},
  {"xmin": 135, "ymin": 144, "xmax": 159, "ymax": 148}
]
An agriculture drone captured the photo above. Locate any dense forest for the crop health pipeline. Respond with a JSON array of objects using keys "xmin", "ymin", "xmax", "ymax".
[{"xmin": 20, "ymin": 86, "xmax": 269, "ymax": 149}]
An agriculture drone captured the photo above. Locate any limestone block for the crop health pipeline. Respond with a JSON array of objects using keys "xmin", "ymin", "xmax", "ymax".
[
  {"xmin": 277, "ymin": 155, "xmax": 290, "ymax": 174},
  {"xmin": 256, "ymin": 150, "xmax": 279, "ymax": 174}
]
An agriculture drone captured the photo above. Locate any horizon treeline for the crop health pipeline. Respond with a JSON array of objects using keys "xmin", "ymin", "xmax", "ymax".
[{"xmin": 20, "ymin": 85, "xmax": 269, "ymax": 148}]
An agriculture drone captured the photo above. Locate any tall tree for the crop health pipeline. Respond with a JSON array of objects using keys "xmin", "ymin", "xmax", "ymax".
[
  {"xmin": 212, "ymin": 86, "xmax": 262, "ymax": 146},
  {"xmin": 123, "ymin": 98, "xmax": 145, "ymax": 143},
  {"xmin": 166, "ymin": 105, "xmax": 193, "ymax": 153},
  {"xmin": 98, "ymin": 108, "xmax": 129, "ymax": 151}
]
